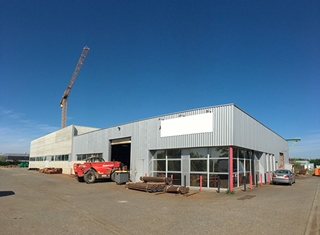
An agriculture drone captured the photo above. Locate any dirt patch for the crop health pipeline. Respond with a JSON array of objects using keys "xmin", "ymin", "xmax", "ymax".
[{"xmin": 295, "ymin": 174, "xmax": 313, "ymax": 180}]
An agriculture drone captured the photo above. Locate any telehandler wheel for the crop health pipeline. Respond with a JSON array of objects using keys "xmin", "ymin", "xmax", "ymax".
[
  {"xmin": 76, "ymin": 175, "xmax": 85, "ymax": 182},
  {"xmin": 84, "ymin": 170, "xmax": 96, "ymax": 184},
  {"xmin": 110, "ymin": 172, "xmax": 116, "ymax": 182}
]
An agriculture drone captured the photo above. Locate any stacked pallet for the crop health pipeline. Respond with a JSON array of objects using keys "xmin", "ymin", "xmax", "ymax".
[
  {"xmin": 126, "ymin": 176, "xmax": 189, "ymax": 194},
  {"xmin": 39, "ymin": 168, "xmax": 63, "ymax": 174}
]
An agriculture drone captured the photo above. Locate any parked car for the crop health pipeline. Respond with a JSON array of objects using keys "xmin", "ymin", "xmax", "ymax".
[{"xmin": 272, "ymin": 169, "xmax": 295, "ymax": 185}]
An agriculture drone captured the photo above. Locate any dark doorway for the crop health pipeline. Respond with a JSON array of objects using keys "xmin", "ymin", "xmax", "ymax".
[{"xmin": 111, "ymin": 144, "xmax": 131, "ymax": 169}]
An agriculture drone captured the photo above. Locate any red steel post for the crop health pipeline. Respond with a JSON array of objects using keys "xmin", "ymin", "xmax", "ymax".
[{"xmin": 229, "ymin": 146, "xmax": 233, "ymax": 191}]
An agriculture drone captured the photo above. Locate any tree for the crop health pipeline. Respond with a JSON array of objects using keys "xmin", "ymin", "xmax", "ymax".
[
  {"xmin": 310, "ymin": 159, "xmax": 320, "ymax": 167},
  {"xmin": 293, "ymin": 159, "xmax": 301, "ymax": 173}
]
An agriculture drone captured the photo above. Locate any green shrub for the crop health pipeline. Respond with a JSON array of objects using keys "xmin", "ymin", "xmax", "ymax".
[{"xmin": 226, "ymin": 189, "xmax": 235, "ymax": 195}]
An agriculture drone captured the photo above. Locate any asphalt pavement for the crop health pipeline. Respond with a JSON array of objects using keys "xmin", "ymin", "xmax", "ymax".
[{"xmin": 0, "ymin": 168, "xmax": 319, "ymax": 235}]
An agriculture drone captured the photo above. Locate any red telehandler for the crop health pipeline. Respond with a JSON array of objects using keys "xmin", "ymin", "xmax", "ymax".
[{"xmin": 73, "ymin": 156, "xmax": 122, "ymax": 183}]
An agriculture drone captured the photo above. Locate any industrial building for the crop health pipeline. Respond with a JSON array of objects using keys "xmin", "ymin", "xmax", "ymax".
[
  {"xmin": 2, "ymin": 153, "xmax": 29, "ymax": 162},
  {"xmin": 29, "ymin": 104, "xmax": 289, "ymax": 190}
]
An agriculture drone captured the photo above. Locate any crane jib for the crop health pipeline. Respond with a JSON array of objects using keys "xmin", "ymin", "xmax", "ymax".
[{"xmin": 60, "ymin": 46, "xmax": 90, "ymax": 128}]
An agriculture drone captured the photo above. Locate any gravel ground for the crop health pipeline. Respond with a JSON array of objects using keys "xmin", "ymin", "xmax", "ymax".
[{"xmin": 0, "ymin": 168, "xmax": 319, "ymax": 235}]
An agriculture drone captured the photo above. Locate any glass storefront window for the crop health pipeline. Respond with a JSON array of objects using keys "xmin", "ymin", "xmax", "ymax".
[
  {"xmin": 167, "ymin": 149, "xmax": 181, "ymax": 159},
  {"xmin": 191, "ymin": 160, "xmax": 207, "ymax": 172},
  {"xmin": 154, "ymin": 160, "xmax": 165, "ymax": 171},
  {"xmin": 246, "ymin": 150, "xmax": 252, "ymax": 159},
  {"xmin": 233, "ymin": 159, "xmax": 238, "ymax": 172},
  {"xmin": 167, "ymin": 173, "xmax": 181, "ymax": 185},
  {"xmin": 190, "ymin": 174, "xmax": 207, "ymax": 187},
  {"xmin": 168, "ymin": 160, "xmax": 181, "ymax": 171},
  {"xmin": 190, "ymin": 148, "xmax": 207, "ymax": 158},
  {"xmin": 153, "ymin": 172, "xmax": 166, "ymax": 177},
  {"xmin": 209, "ymin": 158, "xmax": 228, "ymax": 172},
  {"xmin": 151, "ymin": 147, "xmax": 253, "ymax": 190},
  {"xmin": 239, "ymin": 150, "xmax": 246, "ymax": 158},
  {"xmin": 209, "ymin": 158, "xmax": 229, "ymax": 173},
  {"xmin": 209, "ymin": 147, "xmax": 229, "ymax": 158},
  {"xmin": 209, "ymin": 174, "xmax": 228, "ymax": 188},
  {"xmin": 245, "ymin": 159, "xmax": 251, "ymax": 172},
  {"xmin": 155, "ymin": 150, "xmax": 166, "ymax": 159}
]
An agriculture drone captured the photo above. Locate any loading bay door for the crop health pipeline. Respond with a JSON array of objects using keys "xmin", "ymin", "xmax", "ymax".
[{"xmin": 110, "ymin": 137, "xmax": 131, "ymax": 169}]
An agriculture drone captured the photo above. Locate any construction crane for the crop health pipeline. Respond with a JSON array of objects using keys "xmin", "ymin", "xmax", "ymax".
[{"xmin": 60, "ymin": 46, "xmax": 90, "ymax": 128}]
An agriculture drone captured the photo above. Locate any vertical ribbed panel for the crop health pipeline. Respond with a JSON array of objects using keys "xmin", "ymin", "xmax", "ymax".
[
  {"xmin": 73, "ymin": 104, "xmax": 235, "ymax": 157},
  {"xmin": 72, "ymin": 104, "xmax": 288, "ymax": 178},
  {"xmin": 150, "ymin": 104, "xmax": 234, "ymax": 149},
  {"xmin": 232, "ymin": 106, "xmax": 287, "ymax": 154}
]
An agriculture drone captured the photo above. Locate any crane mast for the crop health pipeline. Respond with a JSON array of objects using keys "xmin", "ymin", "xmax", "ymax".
[{"xmin": 60, "ymin": 46, "xmax": 90, "ymax": 128}]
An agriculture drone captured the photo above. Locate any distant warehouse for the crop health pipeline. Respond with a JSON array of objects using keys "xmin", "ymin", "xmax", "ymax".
[
  {"xmin": 3, "ymin": 153, "xmax": 29, "ymax": 162},
  {"xmin": 29, "ymin": 104, "xmax": 289, "ymax": 191}
]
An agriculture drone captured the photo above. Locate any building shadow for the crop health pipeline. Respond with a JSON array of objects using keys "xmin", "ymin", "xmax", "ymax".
[{"xmin": 0, "ymin": 191, "xmax": 15, "ymax": 197}]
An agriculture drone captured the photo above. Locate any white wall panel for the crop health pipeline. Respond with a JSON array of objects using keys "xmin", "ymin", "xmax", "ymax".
[{"xmin": 160, "ymin": 113, "xmax": 213, "ymax": 137}]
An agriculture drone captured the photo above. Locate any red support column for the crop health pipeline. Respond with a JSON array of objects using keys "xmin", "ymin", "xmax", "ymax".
[
  {"xmin": 229, "ymin": 146, "xmax": 233, "ymax": 191},
  {"xmin": 199, "ymin": 175, "xmax": 202, "ymax": 192},
  {"xmin": 249, "ymin": 174, "xmax": 253, "ymax": 190}
]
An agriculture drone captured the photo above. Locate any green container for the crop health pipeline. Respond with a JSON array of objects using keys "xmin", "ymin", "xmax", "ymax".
[{"xmin": 18, "ymin": 162, "xmax": 28, "ymax": 167}]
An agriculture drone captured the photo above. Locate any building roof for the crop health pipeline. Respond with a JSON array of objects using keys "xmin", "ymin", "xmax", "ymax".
[{"xmin": 3, "ymin": 153, "xmax": 29, "ymax": 157}]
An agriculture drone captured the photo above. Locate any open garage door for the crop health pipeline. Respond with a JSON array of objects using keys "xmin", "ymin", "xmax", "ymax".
[{"xmin": 111, "ymin": 137, "xmax": 131, "ymax": 169}]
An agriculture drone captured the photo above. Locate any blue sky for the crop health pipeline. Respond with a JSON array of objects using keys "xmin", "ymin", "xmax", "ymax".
[{"xmin": 1, "ymin": 1, "xmax": 319, "ymax": 159}]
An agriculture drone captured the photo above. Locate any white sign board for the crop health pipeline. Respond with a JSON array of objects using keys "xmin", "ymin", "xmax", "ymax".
[{"xmin": 161, "ymin": 113, "xmax": 213, "ymax": 137}]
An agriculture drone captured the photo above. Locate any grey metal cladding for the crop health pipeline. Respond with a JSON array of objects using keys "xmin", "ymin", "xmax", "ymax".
[
  {"xmin": 151, "ymin": 104, "xmax": 234, "ymax": 149},
  {"xmin": 73, "ymin": 104, "xmax": 234, "ymax": 155},
  {"xmin": 232, "ymin": 106, "xmax": 287, "ymax": 153},
  {"xmin": 73, "ymin": 103, "xmax": 287, "ymax": 159}
]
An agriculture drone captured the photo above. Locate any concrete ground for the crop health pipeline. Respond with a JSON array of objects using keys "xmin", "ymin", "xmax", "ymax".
[{"xmin": 0, "ymin": 168, "xmax": 319, "ymax": 235}]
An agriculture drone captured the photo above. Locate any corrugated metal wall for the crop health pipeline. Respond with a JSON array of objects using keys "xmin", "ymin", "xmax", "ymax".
[
  {"xmin": 232, "ymin": 106, "xmax": 288, "ymax": 163},
  {"xmin": 72, "ymin": 104, "xmax": 235, "ymax": 180},
  {"xmin": 71, "ymin": 104, "xmax": 288, "ymax": 180},
  {"xmin": 151, "ymin": 104, "xmax": 234, "ymax": 149},
  {"xmin": 73, "ymin": 104, "xmax": 235, "ymax": 159}
]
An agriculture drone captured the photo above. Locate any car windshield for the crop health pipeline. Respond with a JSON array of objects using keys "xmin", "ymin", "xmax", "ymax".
[{"xmin": 276, "ymin": 170, "xmax": 289, "ymax": 174}]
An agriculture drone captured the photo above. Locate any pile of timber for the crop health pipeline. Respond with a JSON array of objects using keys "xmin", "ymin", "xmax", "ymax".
[
  {"xmin": 140, "ymin": 176, "xmax": 173, "ymax": 185},
  {"xmin": 126, "ymin": 176, "xmax": 189, "ymax": 194},
  {"xmin": 163, "ymin": 185, "xmax": 189, "ymax": 194},
  {"xmin": 28, "ymin": 168, "xmax": 40, "ymax": 171},
  {"xmin": 39, "ymin": 168, "xmax": 62, "ymax": 174},
  {"xmin": 126, "ymin": 182, "xmax": 167, "ymax": 193}
]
